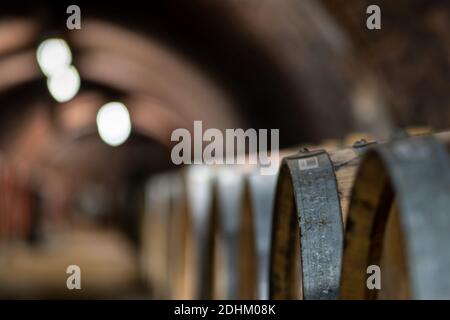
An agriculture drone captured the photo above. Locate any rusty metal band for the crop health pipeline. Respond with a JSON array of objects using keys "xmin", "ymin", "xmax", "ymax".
[
  {"xmin": 341, "ymin": 136, "xmax": 450, "ymax": 299},
  {"xmin": 270, "ymin": 149, "xmax": 343, "ymax": 300}
]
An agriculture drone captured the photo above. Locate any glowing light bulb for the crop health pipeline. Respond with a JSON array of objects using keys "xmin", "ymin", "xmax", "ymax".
[
  {"xmin": 47, "ymin": 66, "xmax": 80, "ymax": 103},
  {"xmin": 96, "ymin": 102, "xmax": 132, "ymax": 147},
  {"xmin": 36, "ymin": 39, "xmax": 72, "ymax": 76}
]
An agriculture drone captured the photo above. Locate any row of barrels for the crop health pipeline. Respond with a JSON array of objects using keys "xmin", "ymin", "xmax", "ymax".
[
  {"xmin": 140, "ymin": 160, "xmax": 277, "ymax": 299},
  {"xmin": 0, "ymin": 157, "xmax": 40, "ymax": 244},
  {"xmin": 140, "ymin": 128, "xmax": 450, "ymax": 299}
]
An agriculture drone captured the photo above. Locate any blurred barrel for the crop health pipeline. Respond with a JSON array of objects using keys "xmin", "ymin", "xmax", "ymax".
[
  {"xmin": 143, "ymin": 165, "xmax": 251, "ymax": 299},
  {"xmin": 269, "ymin": 139, "xmax": 375, "ymax": 300},
  {"xmin": 141, "ymin": 166, "xmax": 217, "ymax": 299},
  {"xmin": 340, "ymin": 134, "xmax": 450, "ymax": 299},
  {"xmin": 212, "ymin": 163, "xmax": 279, "ymax": 300},
  {"xmin": 212, "ymin": 166, "xmax": 250, "ymax": 299},
  {"xmin": 141, "ymin": 173, "xmax": 172, "ymax": 298},
  {"xmin": 211, "ymin": 157, "xmax": 282, "ymax": 300},
  {"xmin": 188, "ymin": 159, "xmax": 284, "ymax": 299},
  {"xmin": 247, "ymin": 166, "xmax": 278, "ymax": 299},
  {"xmin": 181, "ymin": 165, "xmax": 217, "ymax": 299},
  {"xmin": 166, "ymin": 173, "xmax": 190, "ymax": 299}
]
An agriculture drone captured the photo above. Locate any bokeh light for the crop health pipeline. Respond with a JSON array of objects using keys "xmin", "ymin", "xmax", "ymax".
[
  {"xmin": 96, "ymin": 102, "xmax": 132, "ymax": 147},
  {"xmin": 46, "ymin": 66, "xmax": 80, "ymax": 103},
  {"xmin": 36, "ymin": 38, "xmax": 72, "ymax": 76}
]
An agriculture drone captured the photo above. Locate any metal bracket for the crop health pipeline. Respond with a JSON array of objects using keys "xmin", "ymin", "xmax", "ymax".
[{"xmin": 271, "ymin": 147, "xmax": 343, "ymax": 300}]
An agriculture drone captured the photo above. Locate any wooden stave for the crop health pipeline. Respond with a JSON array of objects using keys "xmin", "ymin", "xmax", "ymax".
[{"xmin": 340, "ymin": 135, "xmax": 450, "ymax": 299}]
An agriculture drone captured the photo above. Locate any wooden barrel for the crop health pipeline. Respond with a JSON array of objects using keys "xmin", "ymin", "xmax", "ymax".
[
  {"xmin": 247, "ymin": 166, "xmax": 279, "ymax": 300},
  {"xmin": 140, "ymin": 130, "xmax": 440, "ymax": 300},
  {"xmin": 181, "ymin": 165, "xmax": 217, "ymax": 299},
  {"xmin": 159, "ymin": 171, "xmax": 194, "ymax": 300},
  {"xmin": 141, "ymin": 166, "xmax": 217, "ymax": 299},
  {"xmin": 269, "ymin": 139, "xmax": 375, "ymax": 300},
  {"xmin": 211, "ymin": 163, "xmax": 280, "ymax": 300},
  {"xmin": 340, "ymin": 134, "xmax": 450, "ymax": 299},
  {"xmin": 211, "ymin": 165, "xmax": 252, "ymax": 299},
  {"xmin": 161, "ymin": 172, "xmax": 187, "ymax": 299},
  {"xmin": 140, "ymin": 173, "xmax": 172, "ymax": 298},
  {"xmin": 211, "ymin": 150, "xmax": 289, "ymax": 300}
]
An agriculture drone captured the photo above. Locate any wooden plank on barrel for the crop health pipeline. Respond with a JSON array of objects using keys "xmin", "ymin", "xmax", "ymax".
[{"xmin": 340, "ymin": 135, "xmax": 450, "ymax": 299}]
